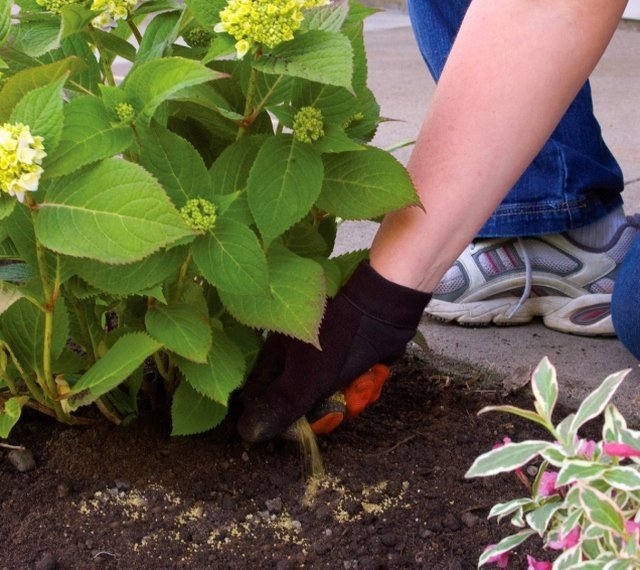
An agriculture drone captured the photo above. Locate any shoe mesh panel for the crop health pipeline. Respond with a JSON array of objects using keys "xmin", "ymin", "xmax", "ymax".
[
  {"xmin": 433, "ymin": 264, "xmax": 466, "ymax": 295},
  {"xmin": 606, "ymin": 227, "xmax": 637, "ymax": 263},
  {"xmin": 496, "ymin": 246, "xmax": 522, "ymax": 271},
  {"xmin": 588, "ymin": 278, "xmax": 615, "ymax": 295},
  {"xmin": 477, "ymin": 251, "xmax": 501, "ymax": 277},
  {"xmin": 528, "ymin": 241, "xmax": 579, "ymax": 274}
]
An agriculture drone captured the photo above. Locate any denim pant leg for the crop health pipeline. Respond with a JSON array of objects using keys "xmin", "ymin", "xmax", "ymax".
[
  {"xmin": 612, "ymin": 234, "xmax": 640, "ymax": 360},
  {"xmin": 407, "ymin": 0, "xmax": 625, "ymax": 238}
]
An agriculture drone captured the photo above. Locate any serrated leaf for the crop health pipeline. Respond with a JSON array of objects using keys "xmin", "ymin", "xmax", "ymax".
[
  {"xmin": 171, "ymin": 380, "xmax": 227, "ymax": 436},
  {"xmin": 210, "ymin": 134, "xmax": 266, "ymax": 195},
  {"xmin": 331, "ymin": 248, "xmax": 368, "ymax": 284},
  {"xmin": 91, "ymin": 29, "xmax": 136, "ymax": 62},
  {"xmin": 0, "ymin": 0, "xmax": 10, "ymax": 46},
  {"xmin": 60, "ymin": 3, "xmax": 94, "ymax": 38},
  {"xmin": 10, "ymin": 75, "xmax": 66, "ymax": 151},
  {"xmin": 292, "ymin": 81, "xmax": 356, "ymax": 123},
  {"xmin": 44, "ymin": 95, "xmax": 134, "ymax": 178},
  {"xmin": 314, "ymin": 125, "xmax": 364, "ymax": 153},
  {"xmin": 139, "ymin": 122, "xmax": 212, "ymax": 207},
  {"xmin": 219, "ymin": 245, "xmax": 325, "ymax": 346},
  {"xmin": 68, "ymin": 246, "xmax": 185, "ymax": 296},
  {"xmin": 531, "ymin": 356, "xmax": 558, "ymax": 422},
  {"xmin": 571, "ymin": 369, "xmax": 630, "ymax": 434},
  {"xmin": 316, "ymin": 147, "xmax": 420, "ymax": 218},
  {"xmin": 36, "ymin": 159, "xmax": 193, "ymax": 264},
  {"xmin": 134, "ymin": 10, "xmax": 182, "ymax": 67},
  {"xmin": 247, "ymin": 135, "xmax": 324, "ymax": 243},
  {"xmin": 146, "ymin": 302, "xmax": 212, "ymax": 363},
  {"xmin": 0, "ymin": 57, "xmax": 82, "ymax": 121},
  {"xmin": 478, "ymin": 530, "xmax": 536, "ymax": 567},
  {"xmin": 67, "ymin": 332, "xmax": 161, "ymax": 409},
  {"xmin": 283, "ymin": 220, "xmax": 328, "ymax": 257},
  {"xmin": 13, "ymin": 19, "xmax": 61, "ymax": 57},
  {"xmin": 125, "ymin": 57, "xmax": 224, "ymax": 118},
  {"xmin": 0, "ymin": 195, "xmax": 15, "ymax": 221},
  {"xmin": 176, "ymin": 326, "xmax": 245, "ymax": 404},
  {"xmin": 300, "ymin": 1, "xmax": 349, "ymax": 32},
  {"xmin": 0, "ymin": 282, "xmax": 23, "ymax": 316},
  {"xmin": 254, "ymin": 30, "xmax": 353, "ymax": 90},
  {"xmin": 465, "ymin": 441, "xmax": 550, "ymax": 478},
  {"xmin": 185, "ymin": 0, "xmax": 225, "ymax": 26},
  {"xmin": 192, "ymin": 217, "xmax": 268, "ymax": 295},
  {"xmin": 0, "ymin": 396, "xmax": 29, "ymax": 438},
  {"xmin": 0, "ymin": 296, "xmax": 68, "ymax": 376},
  {"xmin": 578, "ymin": 484, "xmax": 625, "ymax": 535}
]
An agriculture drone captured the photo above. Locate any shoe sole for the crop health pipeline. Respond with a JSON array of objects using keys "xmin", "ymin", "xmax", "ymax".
[{"xmin": 426, "ymin": 294, "xmax": 614, "ymax": 336}]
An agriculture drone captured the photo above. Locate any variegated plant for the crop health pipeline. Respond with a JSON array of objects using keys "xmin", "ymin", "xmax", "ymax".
[{"xmin": 466, "ymin": 357, "xmax": 640, "ymax": 570}]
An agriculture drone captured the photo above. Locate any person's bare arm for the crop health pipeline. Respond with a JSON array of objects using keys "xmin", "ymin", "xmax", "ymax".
[{"xmin": 370, "ymin": 0, "xmax": 628, "ymax": 292}]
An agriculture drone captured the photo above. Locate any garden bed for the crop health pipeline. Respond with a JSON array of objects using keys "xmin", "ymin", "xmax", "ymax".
[{"xmin": 1, "ymin": 352, "xmax": 557, "ymax": 569}]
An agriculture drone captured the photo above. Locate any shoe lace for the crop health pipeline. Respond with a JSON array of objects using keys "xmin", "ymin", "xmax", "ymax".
[{"xmin": 506, "ymin": 237, "xmax": 532, "ymax": 319}]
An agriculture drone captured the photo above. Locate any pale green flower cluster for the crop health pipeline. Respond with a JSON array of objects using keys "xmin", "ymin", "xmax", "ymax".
[
  {"xmin": 184, "ymin": 26, "xmax": 214, "ymax": 49},
  {"xmin": 180, "ymin": 198, "xmax": 217, "ymax": 232},
  {"xmin": 115, "ymin": 102, "xmax": 135, "ymax": 123},
  {"xmin": 292, "ymin": 106, "xmax": 324, "ymax": 143},
  {"xmin": 215, "ymin": 0, "xmax": 329, "ymax": 58},
  {"xmin": 35, "ymin": 0, "xmax": 77, "ymax": 14},
  {"xmin": 0, "ymin": 123, "xmax": 46, "ymax": 204},
  {"xmin": 91, "ymin": 0, "xmax": 137, "ymax": 31}
]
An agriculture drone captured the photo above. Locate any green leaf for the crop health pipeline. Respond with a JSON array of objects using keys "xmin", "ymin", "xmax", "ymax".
[
  {"xmin": 0, "ymin": 57, "xmax": 82, "ymax": 121},
  {"xmin": 202, "ymin": 33, "xmax": 236, "ymax": 62},
  {"xmin": 331, "ymin": 248, "xmax": 368, "ymax": 284},
  {"xmin": 171, "ymin": 380, "xmax": 227, "ymax": 436},
  {"xmin": 603, "ymin": 466, "xmax": 640, "ymax": 491},
  {"xmin": 603, "ymin": 404, "xmax": 628, "ymax": 442},
  {"xmin": 91, "ymin": 29, "xmax": 136, "ymax": 62},
  {"xmin": 0, "ymin": 196, "xmax": 15, "ymax": 221},
  {"xmin": 146, "ymin": 302, "xmax": 212, "ymax": 364},
  {"xmin": 210, "ymin": 134, "xmax": 266, "ymax": 194},
  {"xmin": 44, "ymin": 95, "xmax": 134, "ymax": 178},
  {"xmin": 531, "ymin": 356, "xmax": 558, "ymax": 422},
  {"xmin": 58, "ymin": 35, "xmax": 101, "ymax": 94},
  {"xmin": 0, "ymin": 297, "xmax": 69, "ymax": 376},
  {"xmin": 67, "ymin": 332, "xmax": 162, "ymax": 409},
  {"xmin": 0, "ymin": 0, "xmax": 10, "ymax": 46},
  {"xmin": 465, "ymin": 440, "xmax": 550, "ymax": 478},
  {"xmin": 292, "ymin": 82, "xmax": 356, "ymax": 123},
  {"xmin": 316, "ymin": 147, "xmax": 420, "ymax": 219},
  {"xmin": 477, "ymin": 404, "xmax": 550, "ymax": 431},
  {"xmin": 570, "ymin": 369, "xmax": 630, "ymax": 434},
  {"xmin": 13, "ymin": 19, "xmax": 61, "ymax": 57},
  {"xmin": 578, "ymin": 484, "xmax": 626, "ymax": 536},
  {"xmin": 283, "ymin": 220, "xmax": 329, "ymax": 257},
  {"xmin": 314, "ymin": 125, "xmax": 364, "ymax": 154},
  {"xmin": 488, "ymin": 497, "xmax": 533, "ymax": 520},
  {"xmin": 176, "ymin": 326, "xmax": 245, "ymax": 405},
  {"xmin": 300, "ymin": 2, "xmax": 349, "ymax": 32},
  {"xmin": 539, "ymin": 445, "xmax": 569, "ymax": 468},
  {"xmin": 60, "ymin": 4, "xmax": 94, "ymax": 38},
  {"xmin": 185, "ymin": 0, "xmax": 225, "ymax": 26},
  {"xmin": 134, "ymin": 10, "xmax": 182, "ymax": 67},
  {"xmin": 556, "ymin": 460, "xmax": 608, "ymax": 487},
  {"xmin": 192, "ymin": 217, "xmax": 268, "ymax": 295},
  {"xmin": 0, "ymin": 262, "xmax": 31, "ymax": 283},
  {"xmin": 125, "ymin": 57, "xmax": 225, "ymax": 118},
  {"xmin": 68, "ymin": 247, "xmax": 186, "ymax": 296},
  {"xmin": 139, "ymin": 122, "xmax": 212, "ymax": 207},
  {"xmin": 10, "ymin": 75, "xmax": 66, "ymax": 151},
  {"xmin": 0, "ymin": 396, "xmax": 29, "ymax": 438},
  {"xmin": 525, "ymin": 501, "xmax": 562, "ymax": 534},
  {"xmin": 247, "ymin": 135, "xmax": 324, "ymax": 243},
  {"xmin": 552, "ymin": 545, "xmax": 583, "ymax": 570},
  {"xmin": 36, "ymin": 159, "xmax": 194, "ymax": 264},
  {"xmin": 254, "ymin": 30, "xmax": 353, "ymax": 90},
  {"xmin": 0, "ymin": 282, "xmax": 23, "ymax": 316},
  {"xmin": 219, "ymin": 245, "xmax": 325, "ymax": 346},
  {"xmin": 478, "ymin": 530, "xmax": 536, "ymax": 567}
]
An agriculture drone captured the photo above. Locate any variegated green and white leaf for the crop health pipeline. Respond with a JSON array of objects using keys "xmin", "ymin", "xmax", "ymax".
[
  {"xmin": 465, "ymin": 440, "xmax": 550, "ymax": 478},
  {"xmin": 556, "ymin": 460, "xmax": 609, "ymax": 487},
  {"xmin": 478, "ymin": 530, "xmax": 535, "ymax": 567},
  {"xmin": 578, "ymin": 484, "xmax": 625, "ymax": 536},
  {"xmin": 603, "ymin": 404, "xmax": 628, "ymax": 442},
  {"xmin": 531, "ymin": 356, "xmax": 558, "ymax": 422},
  {"xmin": 540, "ymin": 444, "xmax": 569, "ymax": 468},
  {"xmin": 488, "ymin": 497, "xmax": 533, "ymax": 520},
  {"xmin": 603, "ymin": 466, "xmax": 640, "ymax": 491},
  {"xmin": 525, "ymin": 500, "xmax": 563, "ymax": 535},
  {"xmin": 552, "ymin": 544, "xmax": 582, "ymax": 569}
]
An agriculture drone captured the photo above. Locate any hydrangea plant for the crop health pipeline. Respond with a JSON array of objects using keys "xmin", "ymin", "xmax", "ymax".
[
  {"xmin": 0, "ymin": 0, "xmax": 419, "ymax": 437},
  {"xmin": 466, "ymin": 357, "xmax": 640, "ymax": 569}
]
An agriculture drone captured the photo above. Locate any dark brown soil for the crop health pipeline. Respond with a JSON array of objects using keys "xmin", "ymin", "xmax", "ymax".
[{"xmin": 1, "ymin": 352, "xmax": 557, "ymax": 569}]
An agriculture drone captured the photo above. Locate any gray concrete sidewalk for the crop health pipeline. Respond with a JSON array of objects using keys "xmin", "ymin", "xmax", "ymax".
[{"xmin": 335, "ymin": 11, "xmax": 640, "ymax": 421}]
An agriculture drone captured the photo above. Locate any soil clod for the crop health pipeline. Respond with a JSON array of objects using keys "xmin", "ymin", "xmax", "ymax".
[{"xmin": 7, "ymin": 448, "xmax": 35, "ymax": 472}]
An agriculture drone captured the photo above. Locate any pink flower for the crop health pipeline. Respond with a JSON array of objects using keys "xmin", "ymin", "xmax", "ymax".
[
  {"xmin": 537, "ymin": 471, "xmax": 558, "ymax": 497},
  {"xmin": 527, "ymin": 555, "xmax": 552, "ymax": 570},
  {"xmin": 548, "ymin": 526, "xmax": 580, "ymax": 550},
  {"xmin": 577, "ymin": 439, "xmax": 597, "ymax": 459},
  {"xmin": 483, "ymin": 545, "xmax": 509, "ymax": 568},
  {"xmin": 602, "ymin": 442, "xmax": 640, "ymax": 458},
  {"xmin": 625, "ymin": 520, "xmax": 640, "ymax": 535}
]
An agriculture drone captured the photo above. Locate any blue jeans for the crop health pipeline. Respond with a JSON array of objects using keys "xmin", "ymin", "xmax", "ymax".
[
  {"xmin": 612, "ymin": 235, "xmax": 640, "ymax": 360},
  {"xmin": 407, "ymin": 0, "xmax": 625, "ymax": 238}
]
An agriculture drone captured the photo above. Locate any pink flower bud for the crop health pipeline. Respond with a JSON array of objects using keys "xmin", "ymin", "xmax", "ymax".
[
  {"xmin": 577, "ymin": 439, "xmax": 596, "ymax": 459},
  {"xmin": 537, "ymin": 471, "xmax": 558, "ymax": 497},
  {"xmin": 602, "ymin": 442, "xmax": 640, "ymax": 458},
  {"xmin": 548, "ymin": 526, "xmax": 580, "ymax": 550},
  {"xmin": 625, "ymin": 520, "xmax": 640, "ymax": 535},
  {"xmin": 527, "ymin": 555, "xmax": 552, "ymax": 570}
]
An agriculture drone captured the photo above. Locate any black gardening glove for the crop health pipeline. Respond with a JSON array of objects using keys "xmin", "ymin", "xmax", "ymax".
[{"xmin": 237, "ymin": 262, "xmax": 431, "ymax": 442}]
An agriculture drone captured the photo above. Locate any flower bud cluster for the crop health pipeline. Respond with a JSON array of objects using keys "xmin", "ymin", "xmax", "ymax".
[
  {"xmin": 292, "ymin": 106, "xmax": 324, "ymax": 143},
  {"xmin": 215, "ymin": 0, "xmax": 328, "ymax": 58},
  {"xmin": 180, "ymin": 198, "xmax": 217, "ymax": 232},
  {"xmin": 115, "ymin": 102, "xmax": 135, "ymax": 123},
  {"xmin": 184, "ymin": 26, "xmax": 214, "ymax": 48},
  {"xmin": 0, "ymin": 123, "xmax": 46, "ymax": 203},
  {"xmin": 35, "ymin": 0, "xmax": 77, "ymax": 13},
  {"xmin": 90, "ymin": 0, "xmax": 137, "ymax": 31}
]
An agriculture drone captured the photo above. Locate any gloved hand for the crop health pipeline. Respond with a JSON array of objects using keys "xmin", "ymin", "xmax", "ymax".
[{"xmin": 237, "ymin": 262, "xmax": 431, "ymax": 443}]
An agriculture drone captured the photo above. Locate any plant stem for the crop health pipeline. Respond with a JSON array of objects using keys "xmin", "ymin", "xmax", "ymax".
[
  {"xmin": 3, "ymin": 343, "xmax": 46, "ymax": 405},
  {"xmin": 128, "ymin": 19, "xmax": 143, "ymax": 44},
  {"xmin": 172, "ymin": 251, "xmax": 192, "ymax": 302},
  {"xmin": 153, "ymin": 352, "xmax": 171, "ymax": 383},
  {"xmin": 67, "ymin": 292, "xmax": 97, "ymax": 365},
  {"xmin": 96, "ymin": 397, "xmax": 122, "ymax": 425},
  {"xmin": 236, "ymin": 67, "xmax": 259, "ymax": 140},
  {"xmin": 247, "ymin": 75, "xmax": 283, "ymax": 123}
]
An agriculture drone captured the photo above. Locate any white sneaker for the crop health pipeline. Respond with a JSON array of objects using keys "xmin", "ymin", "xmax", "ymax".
[{"xmin": 426, "ymin": 216, "xmax": 640, "ymax": 336}]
